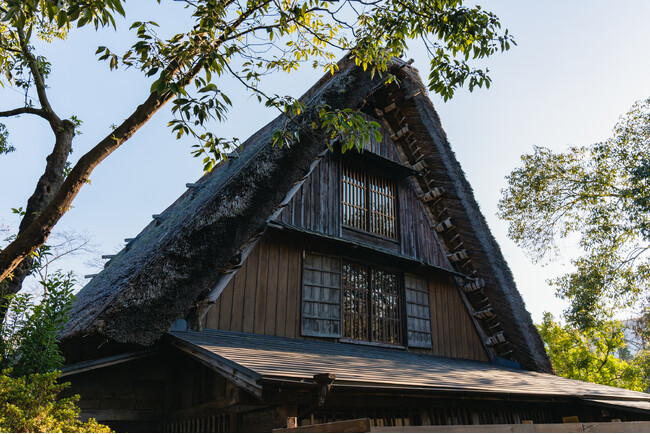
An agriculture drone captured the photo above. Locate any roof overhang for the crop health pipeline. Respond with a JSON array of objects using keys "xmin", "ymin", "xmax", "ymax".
[
  {"xmin": 164, "ymin": 329, "xmax": 650, "ymax": 413},
  {"xmin": 267, "ymin": 220, "xmax": 466, "ymax": 278}
]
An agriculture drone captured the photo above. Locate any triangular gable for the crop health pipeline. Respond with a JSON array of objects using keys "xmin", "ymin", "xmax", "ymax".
[{"xmin": 62, "ymin": 57, "xmax": 551, "ymax": 373}]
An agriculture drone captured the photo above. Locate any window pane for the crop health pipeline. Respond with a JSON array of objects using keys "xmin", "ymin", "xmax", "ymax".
[
  {"xmin": 343, "ymin": 263, "xmax": 369, "ymax": 341},
  {"xmin": 343, "ymin": 261, "xmax": 401, "ymax": 345},
  {"xmin": 369, "ymin": 173, "xmax": 397, "ymax": 238},
  {"xmin": 342, "ymin": 165, "xmax": 367, "ymax": 231},
  {"xmin": 341, "ymin": 163, "xmax": 397, "ymax": 239},
  {"xmin": 371, "ymin": 269, "xmax": 401, "ymax": 345}
]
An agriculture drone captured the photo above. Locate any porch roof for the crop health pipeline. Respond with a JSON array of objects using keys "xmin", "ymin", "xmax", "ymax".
[{"xmin": 166, "ymin": 329, "xmax": 650, "ymax": 405}]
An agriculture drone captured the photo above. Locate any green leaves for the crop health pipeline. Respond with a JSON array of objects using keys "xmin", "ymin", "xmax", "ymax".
[
  {"xmin": 0, "ymin": 124, "xmax": 13, "ymax": 156},
  {"xmin": 319, "ymin": 106, "xmax": 382, "ymax": 153},
  {"xmin": 0, "ymin": 270, "xmax": 76, "ymax": 376},
  {"xmin": 0, "ymin": 369, "xmax": 112, "ymax": 432},
  {"xmin": 538, "ymin": 313, "xmax": 650, "ymax": 392},
  {"xmin": 499, "ymin": 97, "xmax": 650, "ymax": 328}
]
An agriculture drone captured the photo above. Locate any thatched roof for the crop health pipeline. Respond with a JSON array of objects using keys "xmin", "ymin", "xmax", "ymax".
[{"xmin": 61, "ymin": 56, "xmax": 551, "ymax": 373}]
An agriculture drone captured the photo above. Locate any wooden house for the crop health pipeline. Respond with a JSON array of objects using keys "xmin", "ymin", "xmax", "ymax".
[{"xmin": 59, "ymin": 57, "xmax": 650, "ymax": 432}]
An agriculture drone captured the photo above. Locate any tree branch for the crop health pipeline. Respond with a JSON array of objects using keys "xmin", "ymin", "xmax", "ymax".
[
  {"xmin": 0, "ymin": 60, "xmax": 204, "ymax": 284},
  {"xmin": 17, "ymin": 27, "xmax": 60, "ymax": 128},
  {"xmin": 0, "ymin": 106, "xmax": 50, "ymax": 119}
]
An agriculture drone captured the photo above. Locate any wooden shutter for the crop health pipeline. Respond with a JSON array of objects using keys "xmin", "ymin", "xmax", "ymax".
[
  {"xmin": 405, "ymin": 274, "xmax": 433, "ymax": 348},
  {"xmin": 301, "ymin": 252, "xmax": 342, "ymax": 338}
]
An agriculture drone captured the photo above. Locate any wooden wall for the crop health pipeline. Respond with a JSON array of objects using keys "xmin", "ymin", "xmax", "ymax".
[
  {"xmin": 204, "ymin": 231, "xmax": 488, "ymax": 361},
  {"xmin": 65, "ymin": 356, "xmax": 167, "ymax": 432},
  {"xmin": 206, "ymin": 231, "xmax": 302, "ymax": 338},
  {"xmin": 429, "ymin": 274, "xmax": 488, "ymax": 361},
  {"xmin": 276, "ymin": 152, "xmax": 450, "ymax": 269}
]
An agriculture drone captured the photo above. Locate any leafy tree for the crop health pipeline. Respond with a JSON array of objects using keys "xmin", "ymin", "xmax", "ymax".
[
  {"xmin": 498, "ymin": 97, "xmax": 650, "ymax": 328},
  {"xmin": 0, "ymin": 0, "xmax": 514, "ymax": 314},
  {"xmin": 0, "ymin": 268, "xmax": 110, "ymax": 432},
  {"xmin": 0, "ymin": 369, "xmax": 111, "ymax": 432},
  {"xmin": 538, "ymin": 313, "xmax": 650, "ymax": 392},
  {"xmin": 1, "ymin": 271, "xmax": 75, "ymax": 377}
]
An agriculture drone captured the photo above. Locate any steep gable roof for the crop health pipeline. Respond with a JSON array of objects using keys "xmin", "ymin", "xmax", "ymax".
[{"xmin": 62, "ymin": 56, "xmax": 551, "ymax": 373}]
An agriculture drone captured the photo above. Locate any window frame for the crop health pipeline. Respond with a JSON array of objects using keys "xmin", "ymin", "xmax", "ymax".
[
  {"xmin": 340, "ymin": 259, "xmax": 405, "ymax": 348},
  {"xmin": 341, "ymin": 161, "xmax": 400, "ymax": 243}
]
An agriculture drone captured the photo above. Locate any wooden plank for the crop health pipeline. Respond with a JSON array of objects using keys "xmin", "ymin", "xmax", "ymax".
[
  {"xmin": 60, "ymin": 349, "xmax": 159, "ymax": 377},
  {"xmin": 295, "ymin": 187, "xmax": 303, "ymax": 228},
  {"xmin": 318, "ymin": 161, "xmax": 326, "ymax": 233},
  {"xmin": 428, "ymin": 278, "xmax": 441, "ymax": 356},
  {"xmin": 230, "ymin": 259, "xmax": 248, "ymax": 332},
  {"xmin": 304, "ymin": 172, "xmax": 312, "ymax": 229},
  {"xmin": 275, "ymin": 242, "xmax": 290, "ymax": 337},
  {"xmin": 445, "ymin": 277, "xmax": 458, "ymax": 359},
  {"xmin": 274, "ymin": 418, "xmax": 371, "ymax": 433},
  {"xmin": 285, "ymin": 244, "xmax": 300, "ymax": 338},
  {"xmin": 440, "ymin": 278, "xmax": 453, "ymax": 357},
  {"xmin": 332, "ymin": 156, "xmax": 340, "ymax": 236},
  {"xmin": 254, "ymin": 236, "xmax": 270, "ymax": 334},
  {"xmin": 166, "ymin": 336, "xmax": 262, "ymax": 399},
  {"xmin": 370, "ymin": 422, "xmax": 650, "ymax": 433},
  {"xmin": 218, "ymin": 280, "xmax": 234, "ymax": 330},
  {"xmin": 79, "ymin": 409, "xmax": 159, "ymax": 422},
  {"xmin": 315, "ymin": 161, "xmax": 324, "ymax": 232},
  {"xmin": 265, "ymin": 237, "xmax": 280, "ymax": 335},
  {"xmin": 211, "ymin": 297, "xmax": 222, "ymax": 330},
  {"xmin": 242, "ymin": 242, "xmax": 260, "ymax": 333}
]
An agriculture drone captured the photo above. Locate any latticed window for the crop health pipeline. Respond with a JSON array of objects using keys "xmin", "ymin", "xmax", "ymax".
[
  {"xmin": 342, "ymin": 164, "xmax": 397, "ymax": 239},
  {"xmin": 342, "ymin": 262, "xmax": 402, "ymax": 345}
]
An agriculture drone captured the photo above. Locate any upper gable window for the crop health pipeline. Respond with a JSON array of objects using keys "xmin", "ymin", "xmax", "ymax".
[{"xmin": 341, "ymin": 163, "xmax": 397, "ymax": 239}]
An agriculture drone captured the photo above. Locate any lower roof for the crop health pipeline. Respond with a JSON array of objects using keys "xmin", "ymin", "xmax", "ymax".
[{"xmin": 166, "ymin": 329, "xmax": 650, "ymax": 404}]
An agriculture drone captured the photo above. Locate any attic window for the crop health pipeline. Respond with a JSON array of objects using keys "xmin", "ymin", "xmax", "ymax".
[
  {"xmin": 342, "ymin": 262, "xmax": 402, "ymax": 345},
  {"xmin": 341, "ymin": 163, "xmax": 397, "ymax": 239}
]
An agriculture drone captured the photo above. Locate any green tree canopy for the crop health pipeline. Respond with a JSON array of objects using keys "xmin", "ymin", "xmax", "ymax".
[
  {"xmin": 538, "ymin": 313, "xmax": 650, "ymax": 392},
  {"xmin": 498, "ymin": 97, "xmax": 650, "ymax": 328},
  {"xmin": 0, "ymin": 0, "xmax": 514, "ymax": 317}
]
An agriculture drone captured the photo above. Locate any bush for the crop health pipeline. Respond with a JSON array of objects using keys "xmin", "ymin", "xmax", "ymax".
[
  {"xmin": 1, "ymin": 271, "xmax": 75, "ymax": 376},
  {"xmin": 0, "ymin": 369, "xmax": 111, "ymax": 433},
  {"xmin": 0, "ymin": 271, "xmax": 111, "ymax": 432}
]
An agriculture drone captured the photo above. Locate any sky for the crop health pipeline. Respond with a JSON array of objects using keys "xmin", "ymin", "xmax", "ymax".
[{"xmin": 2, "ymin": 1, "xmax": 650, "ymax": 323}]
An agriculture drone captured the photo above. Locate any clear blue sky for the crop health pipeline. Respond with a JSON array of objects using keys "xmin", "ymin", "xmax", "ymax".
[{"xmin": 2, "ymin": 1, "xmax": 650, "ymax": 323}]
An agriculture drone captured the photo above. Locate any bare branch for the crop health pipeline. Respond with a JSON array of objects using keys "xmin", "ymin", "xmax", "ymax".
[
  {"xmin": 16, "ymin": 27, "xmax": 60, "ymax": 128},
  {"xmin": 0, "ymin": 106, "xmax": 49, "ymax": 119}
]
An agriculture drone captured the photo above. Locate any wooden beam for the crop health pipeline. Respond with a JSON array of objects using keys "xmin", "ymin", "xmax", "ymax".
[
  {"xmin": 79, "ymin": 409, "xmax": 159, "ymax": 422},
  {"xmin": 268, "ymin": 220, "xmax": 466, "ymax": 278},
  {"xmin": 419, "ymin": 188, "xmax": 444, "ymax": 203},
  {"xmin": 273, "ymin": 418, "xmax": 371, "ymax": 433},
  {"xmin": 60, "ymin": 348, "xmax": 160, "ymax": 377},
  {"xmin": 367, "ymin": 421, "xmax": 650, "ymax": 433},
  {"xmin": 435, "ymin": 217, "xmax": 454, "ymax": 233},
  {"xmin": 166, "ymin": 333, "xmax": 263, "ymax": 399}
]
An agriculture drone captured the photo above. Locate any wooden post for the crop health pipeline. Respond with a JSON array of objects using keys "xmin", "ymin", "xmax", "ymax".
[{"xmin": 287, "ymin": 417, "xmax": 298, "ymax": 428}]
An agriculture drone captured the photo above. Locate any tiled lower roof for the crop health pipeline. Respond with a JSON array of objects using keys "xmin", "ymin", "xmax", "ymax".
[{"xmin": 166, "ymin": 329, "xmax": 650, "ymax": 403}]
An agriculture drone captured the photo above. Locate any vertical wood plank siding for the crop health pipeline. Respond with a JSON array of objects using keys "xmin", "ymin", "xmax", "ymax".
[
  {"xmin": 429, "ymin": 275, "xmax": 489, "ymax": 361},
  {"xmin": 204, "ymin": 232, "xmax": 488, "ymax": 361},
  {"xmin": 277, "ymin": 154, "xmax": 448, "ymax": 269}
]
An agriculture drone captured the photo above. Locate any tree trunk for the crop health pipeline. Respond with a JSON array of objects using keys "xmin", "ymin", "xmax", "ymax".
[{"xmin": 0, "ymin": 120, "xmax": 75, "ymax": 320}]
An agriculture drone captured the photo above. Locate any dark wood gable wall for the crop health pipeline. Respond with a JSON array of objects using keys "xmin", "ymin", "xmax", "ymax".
[
  {"xmin": 204, "ymin": 114, "xmax": 489, "ymax": 360},
  {"xmin": 275, "ymin": 124, "xmax": 449, "ymax": 269},
  {"xmin": 205, "ymin": 231, "xmax": 487, "ymax": 361}
]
